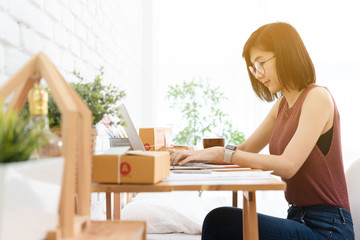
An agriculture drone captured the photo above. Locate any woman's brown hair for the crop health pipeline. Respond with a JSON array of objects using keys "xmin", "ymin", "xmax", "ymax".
[{"xmin": 242, "ymin": 22, "xmax": 316, "ymax": 102}]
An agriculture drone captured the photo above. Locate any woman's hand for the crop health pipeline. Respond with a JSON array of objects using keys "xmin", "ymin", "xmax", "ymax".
[{"xmin": 170, "ymin": 147, "xmax": 224, "ymax": 166}]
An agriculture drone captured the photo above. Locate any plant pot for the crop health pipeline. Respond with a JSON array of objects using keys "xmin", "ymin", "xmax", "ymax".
[{"xmin": 0, "ymin": 157, "xmax": 64, "ymax": 240}]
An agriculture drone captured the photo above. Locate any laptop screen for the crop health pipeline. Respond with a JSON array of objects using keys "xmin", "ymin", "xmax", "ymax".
[{"xmin": 118, "ymin": 103, "xmax": 146, "ymax": 151}]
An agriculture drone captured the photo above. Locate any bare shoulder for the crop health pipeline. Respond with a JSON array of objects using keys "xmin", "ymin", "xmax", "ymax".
[{"xmin": 303, "ymin": 86, "xmax": 334, "ymax": 111}]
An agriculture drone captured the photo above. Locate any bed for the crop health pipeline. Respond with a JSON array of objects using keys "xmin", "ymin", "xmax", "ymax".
[
  {"xmin": 121, "ymin": 191, "xmax": 232, "ymax": 239},
  {"xmin": 147, "ymin": 233, "xmax": 201, "ymax": 240}
]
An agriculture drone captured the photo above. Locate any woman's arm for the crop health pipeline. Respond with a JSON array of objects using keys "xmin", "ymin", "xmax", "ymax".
[
  {"xmin": 237, "ymin": 97, "xmax": 282, "ymax": 153},
  {"xmin": 170, "ymin": 97, "xmax": 281, "ymax": 165},
  {"xmin": 172, "ymin": 88, "xmax": 334, "ymax": 179},
  {"xmin": 205, "ymin": 98, "xmax": 281, "ymax": 164},
  {"xmin": 231, "ymin": 87, "xmax": 334, "ymax": 179}
]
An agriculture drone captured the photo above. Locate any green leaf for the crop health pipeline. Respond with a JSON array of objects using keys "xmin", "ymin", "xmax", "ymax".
[
  {"xmin": 21, "ymin": 67, "xmax": 127, "ymax": 128},
  {"xmin": 0, "ymin": 102, "xmax": 47, "ymax": 163},
  {"xmin": 166, "ymin": 77, "xmax": 245, "ymax": 146}
]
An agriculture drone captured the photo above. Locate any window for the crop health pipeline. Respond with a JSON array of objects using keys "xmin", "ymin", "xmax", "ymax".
[{"xmin": 151, "ymin": 0, "xmax": 360, "ymax": 167}]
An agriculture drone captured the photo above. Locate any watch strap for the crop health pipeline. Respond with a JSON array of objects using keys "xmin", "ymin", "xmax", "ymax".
[{"xmin": 224, "ymin": 149, "xmax": 233, "ymax": 163}]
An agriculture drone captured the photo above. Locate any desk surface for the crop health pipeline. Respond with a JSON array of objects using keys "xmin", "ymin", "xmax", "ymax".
[{"xmin": 92, "ymin": 172, "xmax": 286, "ymax": 193}]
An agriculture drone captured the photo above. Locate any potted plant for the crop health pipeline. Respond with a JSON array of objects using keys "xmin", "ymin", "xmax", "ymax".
[
  {"xmin": 0, "ymin": 102, "xmax": 64, "ymax": 240},
  {"xmin": 21, "ymin": 66, "xmax": 127, "ymax": 129},
  {"xmin": 0, "ymin": 102, "xmax": 46, "ymax": 163},
  {"xmin": 20, "ymin": 67, "xmax": 127, "ymax": 153},
  {"xmin": 166, "ymin": 77, "xmax": 245, "ymax": 146},
  {"xmin": 49, "ymin": 67, "xmax": 127, "ymax": 129}
]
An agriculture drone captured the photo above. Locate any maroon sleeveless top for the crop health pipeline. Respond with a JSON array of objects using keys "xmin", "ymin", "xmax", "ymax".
[{"xmin": 269, "ymin": 84, "xmax": 350, "ymax": 210}]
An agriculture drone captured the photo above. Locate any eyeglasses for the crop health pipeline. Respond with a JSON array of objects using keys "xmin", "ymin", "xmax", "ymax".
[{"xmin": 249, "ymin": 56, "xmax": 275, "ymax": 77}]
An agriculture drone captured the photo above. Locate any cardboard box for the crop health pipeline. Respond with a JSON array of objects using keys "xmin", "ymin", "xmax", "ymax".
[
  {"xmin": 92, "ymin": 150, "xmax": 170, "ymax": 184},
  {"xmin": 164, "ymin": 128, "xmax": 173, "ymax": 146},
  {"xmin": 139, "ymin": 128, "xmax": 173, "ymax": 151},
  {"xmin": 173, "ymin": 145, "xmax": 193, "ymax": 151}
]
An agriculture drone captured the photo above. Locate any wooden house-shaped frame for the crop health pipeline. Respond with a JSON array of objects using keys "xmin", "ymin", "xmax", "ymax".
[{"xmin": 0, "ymin": 52, "xmax": 145, "ymax": 239}]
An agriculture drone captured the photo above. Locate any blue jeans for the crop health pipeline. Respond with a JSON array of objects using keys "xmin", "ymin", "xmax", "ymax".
[{"xmin": 202, "ymin": 205, "xmax": 354, "ymax": 240}]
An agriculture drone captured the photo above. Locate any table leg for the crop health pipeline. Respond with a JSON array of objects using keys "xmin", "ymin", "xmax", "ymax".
[
  {"xmin": 111, "ymin": 192, "xmax": 133, "ymax": 220},
  {"xmin": 243, "ymin": 191, "xmax": 258, "ymax": 240},
  {"xmin": 106, "ymin": 192, "xmax": 112, "ymax": 220},
  {"xmin": 127, "ymin": 192, "xmax": 133, "ymax": 204},
  {"xmin": 232, "ymin": 191, "xmax": 238, "ymax": 207},
  {"xmin": 113, "ymin": 193, "xmax": 121, "ymax": 220}
]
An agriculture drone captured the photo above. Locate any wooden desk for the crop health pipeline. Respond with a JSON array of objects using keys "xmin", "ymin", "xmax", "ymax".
[{"xmin": 92, "ymin": 171, "xmax": 286, "ymax": 240}]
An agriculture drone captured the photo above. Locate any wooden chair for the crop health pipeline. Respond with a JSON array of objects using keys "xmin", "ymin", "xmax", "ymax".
[{"xmin": 0, "ymin": 52, "xmax": 146, "ymax": 240}]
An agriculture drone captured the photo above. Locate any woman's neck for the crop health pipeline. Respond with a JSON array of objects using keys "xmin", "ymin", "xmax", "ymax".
[{"xmin": 282, "ymin": 88, "xmax": 305, "ymax": 109}]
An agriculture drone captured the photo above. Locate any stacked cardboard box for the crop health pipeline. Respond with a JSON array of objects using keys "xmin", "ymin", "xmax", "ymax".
[
  {"xmin": 92, "ymin": 150, "xmax": 170, "ymax": 184},
  {"xmin": 139, "ymin": 128, "xmax": 173, "ymax": 151}
]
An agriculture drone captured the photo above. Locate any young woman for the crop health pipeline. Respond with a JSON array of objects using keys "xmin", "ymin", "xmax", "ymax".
[{"xmin": 170, "ymin": 22, "xmax": 354, "ymax": 239}]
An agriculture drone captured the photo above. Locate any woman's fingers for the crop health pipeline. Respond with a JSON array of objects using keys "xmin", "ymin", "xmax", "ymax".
[
  {"xmin": 181, "ymin": 147, "xmax": 222, "ymax": 165},
  {"xmin": 170, "ymin": 150, "xmax": 189, "ymax": 165},
  {"xmin": 170, "ymin": 147, "xmax": 222, "ymax": 165},
  {"xmin": 178, "ymin": 156, "xmax": 194, "ymax": 165}
]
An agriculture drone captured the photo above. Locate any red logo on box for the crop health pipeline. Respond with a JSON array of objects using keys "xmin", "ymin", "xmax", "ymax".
[
  {"xmin": 144, "ymin": 143, "xmax": 151, "ymax": 151},
  {"xmin": 120, "ymin": 162, "xmax": 131, "ymax": 175}
]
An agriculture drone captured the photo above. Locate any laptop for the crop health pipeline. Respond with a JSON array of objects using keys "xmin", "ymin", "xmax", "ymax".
[
  {"xmin": 170, "ymin": 163, "xmax": 213, "ymax": 170},
  {"xmin": 119, "ymin": 103, "xmax": 146, "ymax": 151},
  {"xmin": 119, "ymin": 104, "xmax": 226, "ymax": 170}
]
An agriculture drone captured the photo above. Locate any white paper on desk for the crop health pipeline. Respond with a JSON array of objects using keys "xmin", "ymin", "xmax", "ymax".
[
  {"xmin": 163, "ymin": 170, "xmax": 275, "ymax": 181},
  {"xmin": 170, "ymin": 163, "xmax": 250, "ymax": 170}
]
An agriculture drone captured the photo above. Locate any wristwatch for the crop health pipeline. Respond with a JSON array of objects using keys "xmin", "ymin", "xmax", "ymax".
[{"xmin": 224, "ymin": 144, "xmax": 237, "ymax": 163}]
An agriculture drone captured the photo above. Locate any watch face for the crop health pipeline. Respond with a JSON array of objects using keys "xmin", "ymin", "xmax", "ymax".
[{"xmin": 226, "ymin": 145, "xmax": 237, "ymax": 151}]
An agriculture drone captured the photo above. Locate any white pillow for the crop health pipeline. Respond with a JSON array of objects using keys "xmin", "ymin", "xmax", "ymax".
[{"xmin": 121, "ymin": 191, "xmax": 230, "ymax": 234}]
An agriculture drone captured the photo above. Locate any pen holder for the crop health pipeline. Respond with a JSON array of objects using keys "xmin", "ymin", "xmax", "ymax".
[{"xmin": 109, "ymin": 138, "xmax": 133, "ymax": 149}]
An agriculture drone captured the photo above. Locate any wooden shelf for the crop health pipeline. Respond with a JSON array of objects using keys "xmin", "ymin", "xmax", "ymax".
[
  {"xmin": 46, "ymin": 220, "xmax": 146, "ymax": 240},
  {"xmin": 76, "ymin": 221, "xmax": 146, "ymax": 240}
]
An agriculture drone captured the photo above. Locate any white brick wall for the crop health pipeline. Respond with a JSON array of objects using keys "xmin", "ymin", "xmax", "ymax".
[
  {"xmin": 0, "ymin": 0, "xmax": 147, "ymax": 220},
  {"xmin": 0, "ymin": 0, "xmax": 145, "ymax": 122},
  {"xmin": 0, "ymin": 12, "xmax": 20, "ymax": 46}
]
